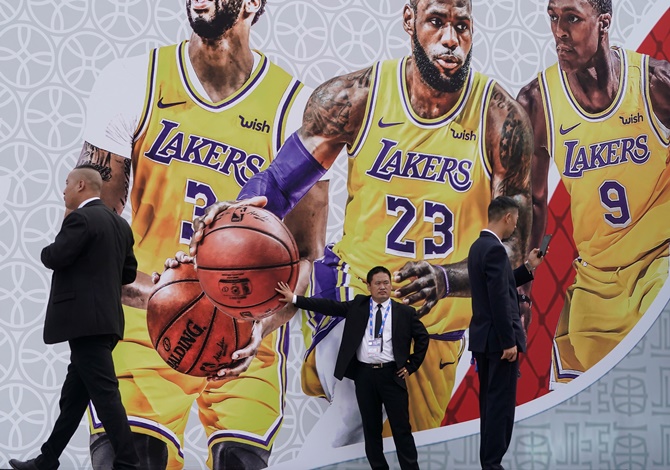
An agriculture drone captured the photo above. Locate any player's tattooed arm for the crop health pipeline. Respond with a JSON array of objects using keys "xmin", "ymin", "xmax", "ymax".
[
  {"xmin": 298, "ymin": 66, "xmax": 372, "ymax": 167},
  {"xmin": 648, "ymin": 58, "xmax": 670, "ymax": 129},
  {"xmin": 77, "ymin": 141, "xmax": 131, "ymax": 215},
  {"xmin": 488, "ymin": 83, "xmax": 534, "ymax": 268},
  {"xmin": 77, "ymin": 142, "xmax": 147, "ymax": 308},
  {"xmin": 517, "ymin": 79, "xmax": 550, "ymax": 257},
  {"xmin": 488, "ymin": 84, "xmax": 535, "ymax": 330}
]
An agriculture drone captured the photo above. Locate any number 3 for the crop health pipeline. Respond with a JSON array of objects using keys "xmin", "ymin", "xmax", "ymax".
[
  {"xmin": 386, "ymin": 195, "xmax": 454, "ymax": 259},
  {"xmin": 180, "ymin": 179, "xmax": 218, "ymax": 244}
]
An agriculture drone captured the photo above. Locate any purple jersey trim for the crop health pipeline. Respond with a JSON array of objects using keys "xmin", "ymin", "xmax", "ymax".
[
  {"xmin": 429, "ymin": 330, "xmax": 465, "ymax": 341},
  {"xmin": 206, "ymin": 324, "xmax": 290, "ymax": 448},
  {"xmin": 177, "ymin": 41, "xmax": 268, "ymax": 111},
  {"xmin": 275, "ymin": 79, "xmax": 302, "ymax": 153},
  {"xmin": 89, "ymin": 402, "xmax": 184, "ymax": 458},
  {"xmin": 558, "ymin": 47, "xmax": 627, "ymax": 122},
  {"xmin": 133, "ymin": 48, "xmax": 157, "ymax": 141}
]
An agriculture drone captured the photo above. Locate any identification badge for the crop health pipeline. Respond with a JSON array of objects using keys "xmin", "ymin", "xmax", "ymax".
[{"xmin": 368, "ymin": 338, "xmax": 382, "ymax": 358}]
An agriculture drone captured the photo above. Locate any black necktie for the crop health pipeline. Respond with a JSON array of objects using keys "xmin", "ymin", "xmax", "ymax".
[{"xmin": 375, "ymin": 304, "xmax": 383, "ymax": 339}]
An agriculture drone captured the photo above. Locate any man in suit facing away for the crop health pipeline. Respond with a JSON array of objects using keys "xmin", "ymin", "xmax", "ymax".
[
  {"xmin": 10, "ymin": 164, "xmax": 139, "ymax": 470},
  {"xmin": 467, "ymin": 196, "xmax": 544, "ymax": 470},
  {"xmin": 276, "ymin": 266, "xmax": 429, "ymax": 470}
]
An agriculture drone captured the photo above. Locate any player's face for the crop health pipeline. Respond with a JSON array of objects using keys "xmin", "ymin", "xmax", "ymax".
[
  {"xmin": 411, "ymin": 0, "xmax": 473, "ymax": 93},
  {"xmin": 367, "ymin": 273, "xmax": 392, "ymax": 303},
  {"xmin": 547, "ymin": 0, "xmax": 605, "ymax": 72},
  {"xmin": 186, "ymin": 0, "xmax": 243, "ymax": 40}
]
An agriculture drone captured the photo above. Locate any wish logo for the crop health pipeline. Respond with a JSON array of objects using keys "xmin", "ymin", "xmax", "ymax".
[
  {"xmin": 619, "ymin": 112, "xmax": 644, "ymax": 125},
  {"xmin": 451, "ymin": 128, "xmax": 477, "ymax": 141},
  {"xmin": 239, "ymin": 115, "xmax": 270, "ymax": 133}
]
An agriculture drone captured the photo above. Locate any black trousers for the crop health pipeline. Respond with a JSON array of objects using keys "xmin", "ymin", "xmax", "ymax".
[
  {"xmin": 474, "ymin": 351, "xmax": 519, "ymax": 470},
  {"xmin": 35, "ymin": 335, "xmax": 138, "ymax": 470},
  {"xmin": 353, "ymin": 364, "xmax": 419, "ymax": 470}
]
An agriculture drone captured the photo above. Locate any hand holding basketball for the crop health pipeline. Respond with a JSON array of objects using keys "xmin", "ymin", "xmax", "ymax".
[
  {"xmin": 147, "ymin": 263, "xmax": 253, "ymax": 377},
  {"xmin": 195, "ymin": 205, "xmax": 299, "ymax": 321},
  {"xmin": 189, "ymin": 196, "xmax": 268, "ymax": 257},
  {"xmin": 151, "ymin": 251, "xmax": 194, "ymax": 285}
]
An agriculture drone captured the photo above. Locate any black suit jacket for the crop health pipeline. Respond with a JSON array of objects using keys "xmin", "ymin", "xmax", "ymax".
[
  {"xmin": 295, "ymin": 294, "xmax": 429, "ymax": 387},
  {"xmin": 41, "ymin": 199, "xmax": 137, "ymax": 344},
  {"xmin": 467, "ymin": 231, "xmax": 533, "ymax": 354}
]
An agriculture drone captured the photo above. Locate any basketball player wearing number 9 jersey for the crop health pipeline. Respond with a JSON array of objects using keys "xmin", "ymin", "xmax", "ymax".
[
  {"xmin": 518, "ymin": 0, "xmax": 670, "ymax": 387},
  {"xmin": 74, "ymin": 1, "xmax": 328, "ymax": 469}
]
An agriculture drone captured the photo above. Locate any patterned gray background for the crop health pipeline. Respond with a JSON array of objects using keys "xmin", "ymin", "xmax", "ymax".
[{"xmin": 0, "ymin": 0, "xmax": 667, "ymax": 468}]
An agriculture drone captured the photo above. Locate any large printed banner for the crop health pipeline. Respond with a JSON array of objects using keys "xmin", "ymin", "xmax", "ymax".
[{"xmin": 1, "ymin": 1, "xmax": 669, "ymax": 469}]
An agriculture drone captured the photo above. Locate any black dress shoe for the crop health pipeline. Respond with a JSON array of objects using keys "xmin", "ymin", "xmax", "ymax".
[{"xmin": 8, "ymin": 459, "xmax": 39, "ymax": 470}]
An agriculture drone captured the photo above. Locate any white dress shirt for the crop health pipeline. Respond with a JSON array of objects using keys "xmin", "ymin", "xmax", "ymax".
[
  {"xmin": 78, "ymin": 196, "xmax": 101, "ymax": 208},
  {"xmin": 356, "ymin": 298, "xmax": 395, "ymax": 364}
]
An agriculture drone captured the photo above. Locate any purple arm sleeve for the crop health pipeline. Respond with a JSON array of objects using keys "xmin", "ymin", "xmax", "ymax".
[{"xmin": 237, "ymin": 132, "xmax": 328, "ymax": 219}]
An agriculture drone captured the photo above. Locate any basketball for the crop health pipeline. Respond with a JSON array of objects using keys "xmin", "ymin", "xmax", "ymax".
[
  {"xmin": 195, "ymin": 205, "xmax": 299, "ymax": 320},
  {"xmin": 147, "ymin": 263, "xmax": 253, "ymax": 377}
]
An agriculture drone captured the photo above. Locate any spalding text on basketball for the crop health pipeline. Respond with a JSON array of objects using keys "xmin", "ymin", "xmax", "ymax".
[{"xmin": 165, "ymin": 319, "xmax": 207, "ymax": 370}]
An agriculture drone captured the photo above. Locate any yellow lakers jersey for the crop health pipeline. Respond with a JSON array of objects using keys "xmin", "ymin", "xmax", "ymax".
[
  {"xmin": 539, "ymin": 48, "xmax": 670, "ymax": 269},
  {"xmin": 333, "ymin": 58, "xmax": 496, "ymax": 334},
  {"xmin": 131, "ymin": 41, "xmax": 302, "ymax": 275}
]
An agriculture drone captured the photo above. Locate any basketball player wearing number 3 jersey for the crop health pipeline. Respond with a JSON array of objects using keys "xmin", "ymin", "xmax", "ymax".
[
  {"xmin": 518, "ymin": 0, "xmax": 670, "ymax": 388},
  {"xmin": 75, "ymin": 1, "xmax": 328, "ymax": 469}
]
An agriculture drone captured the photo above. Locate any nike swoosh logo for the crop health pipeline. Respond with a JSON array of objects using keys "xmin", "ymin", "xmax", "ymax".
[
  {"xmin": 378, "ymin": 117, "xmax": 404, "ymax": 128},
  {"xmin": 559, "ymin": 123, "xmax": 581, "ymax": 135},
  {"xmin": 157, "ymin": 97, "xmax": 187, "ymax": 109},
  {"xmin": 439, "ymin": 359, "xmax": 455, "ymax": 369}
]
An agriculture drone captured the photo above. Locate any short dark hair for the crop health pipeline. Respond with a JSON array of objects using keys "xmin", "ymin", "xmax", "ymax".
[
  {"xmin": 586, "ymin": 0, "xmax": 612, "ymax": 15},
  {"xmin": 75, "ymin": 162, "xmax": 111, "ymax": 182},
  {"xmin": 488, "ymin": 196, "xmax": 520, "ymax": 222},
  {"xmin": 367, "ymin": 266, "xmax": 392, "ymax": 284},
  {"xmin": 252, "ymin": 0, "xmax": 267, "ymax": 25}
]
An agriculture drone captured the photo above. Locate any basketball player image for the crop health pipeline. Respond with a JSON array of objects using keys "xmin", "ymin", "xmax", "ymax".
[
  {"xmin": 75, "ymin": 0, "xmax": 327, "ymax": 468},
  {"xmin": 193, "ymin": 0, "xmax": 535, "ymax": 448},
  {"xmin": 518, "ymin": 0, "xmax": 670, "ymax": 387}
]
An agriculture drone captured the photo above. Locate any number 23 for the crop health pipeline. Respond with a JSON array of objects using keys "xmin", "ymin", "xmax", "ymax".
[{"xmin": 385, "ymin": 195, "xmax": 454, "ymax": 259}]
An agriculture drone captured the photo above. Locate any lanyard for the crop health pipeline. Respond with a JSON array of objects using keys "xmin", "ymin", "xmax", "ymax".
[{"xmin": 368, "ymin": 299, "xmax": 391, "ymax": 339}]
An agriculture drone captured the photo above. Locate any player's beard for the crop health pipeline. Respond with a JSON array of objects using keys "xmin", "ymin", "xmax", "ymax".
[
  {"xmin": 187, "ymin": 0, "xmax": 243, "ymax": 40},
  {"xmin": 412, "ymin": 33, "xmax": 472, "ymax": 94}
]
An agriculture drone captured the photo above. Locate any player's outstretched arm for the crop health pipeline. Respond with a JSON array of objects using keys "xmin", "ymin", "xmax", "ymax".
[
  {"xmin": 649, "ymin": 57, "xmax": 670, "ymax": 129},
  {"xmin": 394, "ymin": 259, "xmax": 469, "ymax": 317}
]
